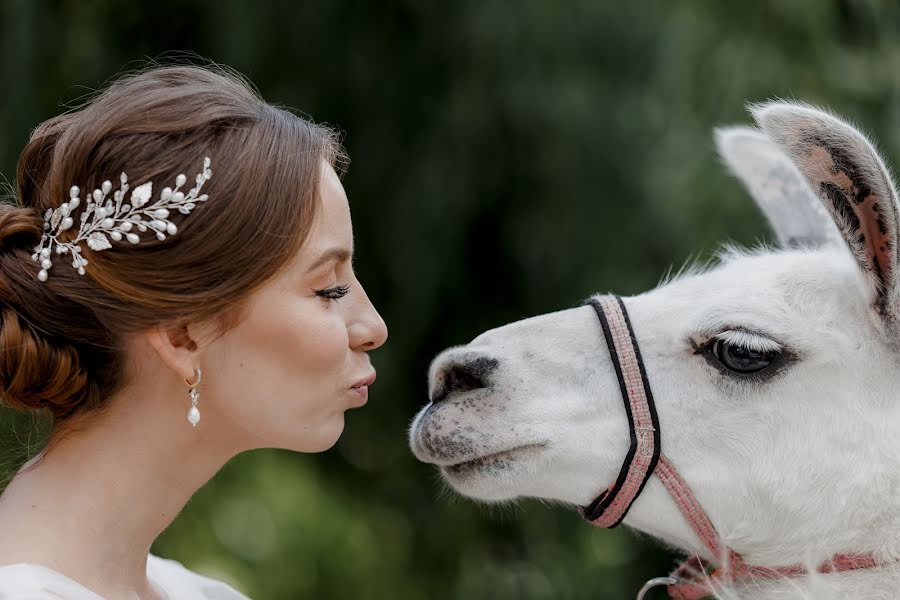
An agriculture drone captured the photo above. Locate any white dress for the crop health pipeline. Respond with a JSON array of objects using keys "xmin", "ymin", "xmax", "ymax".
[{"xmin": 0, "ymin": 554, "xmax": 250, "ymax": 599}]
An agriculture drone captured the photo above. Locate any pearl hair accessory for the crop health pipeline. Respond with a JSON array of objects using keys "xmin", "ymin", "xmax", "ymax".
[
  {"xmin": 31, "ymin": 157, "xmax": 213, "ymax": 282},
  {"xmin": 185, "ymin": 367, "xmax": 202, "ymax": 427}
]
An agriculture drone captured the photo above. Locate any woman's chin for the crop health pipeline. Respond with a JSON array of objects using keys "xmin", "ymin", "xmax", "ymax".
[{"xmin": 284, "ymin": 413, "xmax": 346, "ymax": 453}]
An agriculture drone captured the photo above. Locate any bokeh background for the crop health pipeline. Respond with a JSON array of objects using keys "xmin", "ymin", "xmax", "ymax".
[{"xmin": 2, "ymin": 1, "xmax": 899, "ymax": 598}]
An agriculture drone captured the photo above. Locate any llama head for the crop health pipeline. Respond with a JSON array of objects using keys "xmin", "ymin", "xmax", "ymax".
[{"xmin": 409, "ymin": 102, "xmax": 900, "ymax": 567}]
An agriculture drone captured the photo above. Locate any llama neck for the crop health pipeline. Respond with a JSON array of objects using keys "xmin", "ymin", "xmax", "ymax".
[{"xmin": 726, "ymin": 564, "xmax": 900, "ymax": 600}]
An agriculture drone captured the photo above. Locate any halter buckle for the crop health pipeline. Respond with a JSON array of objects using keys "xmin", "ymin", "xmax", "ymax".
[{"xmin": 635, "ymin": 576, "xmax": 679, "ymax": 600}]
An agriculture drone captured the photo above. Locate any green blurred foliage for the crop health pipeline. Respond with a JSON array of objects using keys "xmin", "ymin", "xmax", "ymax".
[{"xmin": 1, "ymin": 0, "xmax": 899, "ymax": 598}]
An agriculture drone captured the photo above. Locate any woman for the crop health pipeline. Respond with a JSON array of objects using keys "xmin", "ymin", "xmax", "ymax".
[{"xmin": 0, "ymin": 65, "xmax": 388, "ymax": 598}]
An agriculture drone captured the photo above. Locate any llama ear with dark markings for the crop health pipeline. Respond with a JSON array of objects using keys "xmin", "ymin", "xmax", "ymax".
[
  {"xmin": 752, "ymin": 102, "xmax": 900, "ymax": 314},
  {"xmin": 715, "ymin": 126, "xmax": 843, "ymax": 249}
]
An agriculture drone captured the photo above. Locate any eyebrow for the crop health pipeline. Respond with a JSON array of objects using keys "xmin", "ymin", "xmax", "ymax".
[{"xmin": 305, "ymin": 247, "xmax": 353, "ymax": 274}]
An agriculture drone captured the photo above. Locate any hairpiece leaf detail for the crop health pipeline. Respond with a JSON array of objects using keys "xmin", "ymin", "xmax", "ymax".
[{"xmin": 31, "ymin": 157, "xmax": 212, "ymax": 282}]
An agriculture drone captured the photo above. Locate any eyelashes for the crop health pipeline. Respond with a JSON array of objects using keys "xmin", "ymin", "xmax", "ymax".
[
  {"xmin": 712, "ymin": 329, "xmax": 783, "ymax": 353},
  {"xmin": 315, "ymin": 283, "xmax": 351, "ymax": 300}
]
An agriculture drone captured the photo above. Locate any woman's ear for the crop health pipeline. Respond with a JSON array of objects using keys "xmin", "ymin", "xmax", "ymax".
[{"xmin": 143, "ymin": 323, "xmax": 203, "ymax": 384}]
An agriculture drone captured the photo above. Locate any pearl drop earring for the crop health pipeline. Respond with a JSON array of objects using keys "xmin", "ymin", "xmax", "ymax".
[{"xmin": 185, "ymin": 368, "xmax": 202, "ymax": 427}]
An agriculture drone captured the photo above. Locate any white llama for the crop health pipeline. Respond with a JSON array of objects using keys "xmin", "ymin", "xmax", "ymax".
[{"xmin": 409, "ymin": 102, "xmax": 900, "ymax": 600}]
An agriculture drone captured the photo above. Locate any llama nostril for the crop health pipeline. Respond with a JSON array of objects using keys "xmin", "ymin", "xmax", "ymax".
[
  {"xmin": 431, "ymin": 356, "xmax": 499, "ymax": 403},
  {"xmin": 447, "ymin": 365, "xmax": 486, "ymax": 395}
]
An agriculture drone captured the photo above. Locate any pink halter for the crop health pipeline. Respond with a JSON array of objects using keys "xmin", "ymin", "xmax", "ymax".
[{"xmin": 582, "ymin": 295, "xmax": 884, "ymax": 599}]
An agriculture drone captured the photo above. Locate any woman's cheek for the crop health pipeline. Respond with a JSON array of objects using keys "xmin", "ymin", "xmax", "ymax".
[{"xmin": 294, "ymin": 310, "xmax": 349, "ymax": 372}]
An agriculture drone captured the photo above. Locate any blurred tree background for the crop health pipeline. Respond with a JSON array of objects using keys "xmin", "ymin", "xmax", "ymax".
[{"xmin": 1, "ymin": 1, "xmax": 899, "ymax": 598}]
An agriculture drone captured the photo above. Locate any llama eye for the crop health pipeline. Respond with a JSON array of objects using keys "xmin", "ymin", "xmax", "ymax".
[{"xmin": 711, "ymin": 339, "xmax": 777, "ymax": 374}]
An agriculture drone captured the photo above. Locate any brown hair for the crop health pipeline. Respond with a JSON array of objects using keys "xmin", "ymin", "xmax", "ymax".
[{"xmin": 0, "ymin": 65, "xmax": 345, "ymax": 422}]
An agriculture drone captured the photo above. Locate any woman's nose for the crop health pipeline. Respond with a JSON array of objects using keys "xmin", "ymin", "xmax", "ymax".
[
  {"xmin": 359, "ymin": 310, "xmax": 388, "ymax": 351},
  {"xmin": 350, "ymin": 288, "xmax": 388, "ymax": 351}
]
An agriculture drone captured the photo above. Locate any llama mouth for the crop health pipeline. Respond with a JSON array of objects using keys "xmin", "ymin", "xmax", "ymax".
[{"xmin": 441, "ymin": 443, "xmax": 548, "ymax": 475}]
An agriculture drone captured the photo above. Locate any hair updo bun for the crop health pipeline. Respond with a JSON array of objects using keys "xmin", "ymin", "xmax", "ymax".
[
  {"xmin": 0, "ymin": 205, "xmax": 93, "ymax": 418},
  {"xmin": 0, "ymin": 305, "xmax": 91, "ymax": 416},
  {"xmin": 0, "ymin": 64, "xmax": 344, "ymax": 424}
]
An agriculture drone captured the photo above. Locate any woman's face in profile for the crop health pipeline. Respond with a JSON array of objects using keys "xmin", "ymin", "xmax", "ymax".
[{"xmin": 199, "ymin": 163, "xmax": 388, "ymax": 453}]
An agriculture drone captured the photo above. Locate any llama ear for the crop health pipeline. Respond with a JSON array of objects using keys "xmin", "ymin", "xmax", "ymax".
[
  {"xmin": 715, "ymin": 126, "xmax": 843, "ymax": 248},
  {"xmin": 753, "ymin": 102, "xmax": 900, "ymax": 314}
]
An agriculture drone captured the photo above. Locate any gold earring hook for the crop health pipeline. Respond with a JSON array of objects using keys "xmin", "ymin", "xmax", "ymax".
[{"xmin": 184, "ymin": 367, "xmax": 202, "ymax": 389}]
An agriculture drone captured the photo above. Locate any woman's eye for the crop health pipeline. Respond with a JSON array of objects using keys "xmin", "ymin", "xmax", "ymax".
[
  {"xmin": 711, "ymin": 339, "xmax": 777, "ymax": 374},
  {"xmin": 315, "ymin": 284, "xmax": 351, "ymax": 300}
]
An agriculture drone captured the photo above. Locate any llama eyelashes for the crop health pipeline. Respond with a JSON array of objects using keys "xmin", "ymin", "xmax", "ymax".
[
  {"xmin": 713, "ymin": 329, "xmax": 783, "ymax": 353},
  {"xmin": 689, "ymin": 326, "xmax": 783, "ymax": 355}
]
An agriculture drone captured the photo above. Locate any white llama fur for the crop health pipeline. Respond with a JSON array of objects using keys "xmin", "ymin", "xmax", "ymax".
[{"xmin": 409, "ymin": 102, "xmax": 900, "ymax": 599}]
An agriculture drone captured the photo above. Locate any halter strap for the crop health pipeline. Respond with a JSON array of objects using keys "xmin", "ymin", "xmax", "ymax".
[
  {"xmin": 580, "ymin": 296, "xmax": 661, "ymax": 527},
  {"xmin": 581, "ymin": 294, "xmax": 887, "ymax": 599},
  {"xmin": 665, "ymin": 553, "xmax": 886, "ymax": 600}
]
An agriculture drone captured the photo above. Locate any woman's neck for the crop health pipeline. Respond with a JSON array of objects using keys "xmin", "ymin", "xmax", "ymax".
[{"xmin": 0, "ymin": 376, "xmax": 241, "ymax": 599}]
